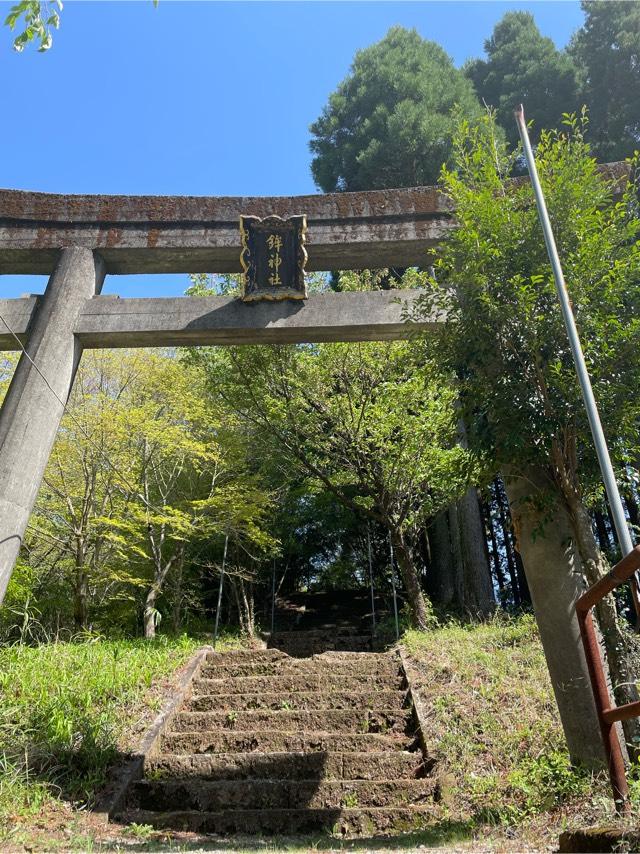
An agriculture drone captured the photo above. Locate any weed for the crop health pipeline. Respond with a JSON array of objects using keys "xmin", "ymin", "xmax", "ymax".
[
  {"xmin": 342, "ymin": 791, "xmax": 359, "ymax": 808},
  {"xmin": 402, "ymin": 613, "xmax": 611, "ymax": 825},
  {"xmin": 225, "ymin": 710, "xmax": 238, "ymax": 727},
  {"xmin": 128, "ymin": 822, "xmax": 155, "ymax": 839}
]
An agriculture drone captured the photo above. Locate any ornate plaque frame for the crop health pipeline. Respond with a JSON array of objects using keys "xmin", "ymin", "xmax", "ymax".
[{"xmin": 240, "ymin": 214, "xmax": 308, "ymax": 302}]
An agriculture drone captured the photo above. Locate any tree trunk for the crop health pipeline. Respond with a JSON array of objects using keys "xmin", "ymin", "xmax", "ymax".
[
  {"xmin": 390, "ymin": 527, "xmax": 430, "ymax": 630},
  {"xmin": 505, "ymin": 468, "xmax": 608, "ymax": 768},
  {"xmin": 594, "ymin": 510, "xmax": 612, "ymax": 553},
  {"xmin": 482, "ymin": 497, "xmax": 506, "ymax": 596},
  {"xmin": 494, "ymin": 478, "xmax": 522, "ymax": 607},
  {"xmin": 447, "ymin": 503, "xmax": 465, "ymax": 605},
  {"xmin": 239, "ymin": 578, "xmax": 255, "ymax": 638},
  {"xmin": 457, "ymin": 488, "xmax": 495, "ymax": 617},
  {"xmin": 426, "ymin": 511, "xmax": 457, "ymax": 607},
  {"xmin": 143, "ymin": 586, "xmax": 158, "ymax": 639},
  {"xmin": 73, "ymin": 540, "xmax": 88, "ymax": 631},
  {"xmin": 74, "ymin": 566, "xmax": 88, "ymax": 631},
  {"xmin": 143, "ymin": 544, "xmax": 184, "ymax": 640},
  {"xmin": 514, "ymin": 549, "xmax": 531, "ymax": 606}
]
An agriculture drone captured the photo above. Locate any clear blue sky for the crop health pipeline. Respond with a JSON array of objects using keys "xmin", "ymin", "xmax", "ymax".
[{"xmin": 1, "ymin": 1, "xmax": 584, "ymax": 298}]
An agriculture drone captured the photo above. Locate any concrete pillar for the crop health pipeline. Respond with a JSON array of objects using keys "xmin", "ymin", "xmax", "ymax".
[
  {"xmin": 505, "ymin": 469, "xmax": 607, "ymax": 767},
  {"xmin": 0, "ymin": 247, "xmax": 104, "ymax": 604}
]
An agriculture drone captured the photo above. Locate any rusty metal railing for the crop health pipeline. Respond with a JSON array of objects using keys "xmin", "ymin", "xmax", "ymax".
[{"xmin": 576, "ymin": 545, "xmax": 640, "ymax": 811}]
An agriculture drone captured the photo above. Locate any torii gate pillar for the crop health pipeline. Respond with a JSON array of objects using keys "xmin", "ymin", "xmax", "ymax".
[{"xmin": 0, "ymin": 247, "xmax": 105, "ymax": 602}]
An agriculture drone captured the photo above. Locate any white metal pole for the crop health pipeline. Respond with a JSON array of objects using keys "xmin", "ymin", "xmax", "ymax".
[
  {"xmin": 213, "ymin": 534, "xmax": 229, "ymax": 650},
  {"xmin": 389, "ymin": 533, "xmax": 400, "ymax": 640},
  {"xmin": 515, "ymin": 106, "xmax": 636, "ymax": 565},
  {"xmin": 367, "ymin": 523, "xmax": 376, "ymax": 636},
  {"xmin": 271, "ymin": 557, "xmax": 276, "ymax": 636}
]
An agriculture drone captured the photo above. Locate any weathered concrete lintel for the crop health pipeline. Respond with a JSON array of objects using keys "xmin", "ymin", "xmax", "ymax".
[
  {"xmin": 0, "ymin": 163, "xmax": 628, "ymax": 275},
  {"xmin": 0, "ymin": 290, "xmax": 439, "ymax": 350},
  {"xmin": 0, "ymin": 185, "xmax": 452, "ymax": 274}
]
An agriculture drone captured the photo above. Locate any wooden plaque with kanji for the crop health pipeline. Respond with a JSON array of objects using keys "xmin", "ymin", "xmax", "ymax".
[{"xmin": 240, "ymin": 214, "xmax": 308, "ymax": 301}]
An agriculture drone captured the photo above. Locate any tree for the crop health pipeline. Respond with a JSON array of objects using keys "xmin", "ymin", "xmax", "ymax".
[
  {"xmin": 30, "ymin": 351, "xmax": 144, "ymax": 632},
  {"xmin": 4, "ymin": 1, "xmax": 62, "ymax": 52},
  {"xmin": 414, "ymin": 111, "xmax": 640, "ymax": 766},
  {"xmin": 8, "ymin": 349, "xmax": 275, "ymax": 639},
  {"xmin": 570, "ymin": 1, "xmax": 640, "ymax": 162},
  {"xmin": 106, "ymin": 351, "xmax": 274, "ymax": 639},
  {"xmin": 309, "ymin": 26, "xmax": 482, "ymax": 192},
  {"xmin": 465, "ymin": 12, "xmax": 579, "ymax": 148},
  {"xmin": 194, "ymin": 300, "xmax": 484, "ymax": 630}
]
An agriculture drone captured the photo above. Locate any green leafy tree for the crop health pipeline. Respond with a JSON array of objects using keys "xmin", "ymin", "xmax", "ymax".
[
  {"xmin": 414, "ymin": 111, "xmax": 640, "ymax": 762},
  {"xmin": 29, "ymin": 351, "xmax": 145, "ymax": 632},
  {"xmin": 570, "ymin": 1, "xmax": 640, "ymax": 162},
  {"xmin": 194, "ymin": 313, "xmax": 479, "ymax": 630},
  {"xmin": 309, "ymin": 26, "xmax": 482, "ymax": 191},
  {"xmin": 465, "ymin": 12, "xmax": 579, "ymax": 148},
  {"xmin": 8, "ymin": 349, "xmax": 274, "ymax": 639},
  {"xmin": 102, "ymin": 352, "xmax": 274, "ymax": 639}
]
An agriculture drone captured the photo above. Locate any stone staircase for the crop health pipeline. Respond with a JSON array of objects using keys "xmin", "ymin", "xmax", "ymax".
[
  {"xmin": 117, "ymin": 643, "xmax": 438, "ymax": 837},
  {"xmin": 268, "ymin": 628, "xmax": 375, "ymax": 656}
]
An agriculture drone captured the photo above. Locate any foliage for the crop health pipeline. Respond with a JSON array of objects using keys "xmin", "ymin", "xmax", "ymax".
[
  {"xmin": 412, "ymin": 110, "xmax": 640, "ymax": 746},
  {"xmin": 403, "ymin": 614, "xmax": 609, "ymax": 824},
  {"xmin": 4, "ymin": 0, "xmax": 61, "ymax": 52},
  {"xmin": 414, "ymin": 111, "xmax": 640, "ymax": 496},
  {"xmin": 465, "ymin": 12, "xmax": 579, "ymax": 148},
  {"xmin": 569, "ymin": 1, "xmax": 640, "ymax": 162},
  {"xmin": 309, "ymin": 26, "xmax": 482, "ymax": 191},
  {"xmin": 0, "ymin": 635, "xmax": 202, "ymax": 831},
  {"xmin": 2, "ymin": 349, "xmax": 275, "ymax": 640},
  {"xmin": 189, "ymin": 275, "xmax": 481, "ymax": 629}
]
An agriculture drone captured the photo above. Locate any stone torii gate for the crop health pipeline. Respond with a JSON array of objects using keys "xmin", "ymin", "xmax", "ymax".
[{"xmin": 0, "ymin": 184, "xmax": 451, "ymax": 602}]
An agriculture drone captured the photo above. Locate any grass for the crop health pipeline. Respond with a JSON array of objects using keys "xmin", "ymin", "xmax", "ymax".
[
  {"xmin": 0, "ymin": 631, "xmax": 244, "ymax": 846},
  {"xmin": 403, "ymin": 613, "xmax": 616, "ymax": 837}
]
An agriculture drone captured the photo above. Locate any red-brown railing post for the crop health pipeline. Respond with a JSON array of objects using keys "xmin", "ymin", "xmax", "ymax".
[
  {"xmin": 576, "ymin": 545, "xmax": 640, "ymax": 812},
  {"xmin": 577, "ymin": 609, "xmax": 630, "ymax": 810}
]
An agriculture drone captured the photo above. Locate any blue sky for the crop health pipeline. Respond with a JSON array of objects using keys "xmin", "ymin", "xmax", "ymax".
[{"xmin": 1, "ymin": 0, "xmax": 584, "ymax": 298}]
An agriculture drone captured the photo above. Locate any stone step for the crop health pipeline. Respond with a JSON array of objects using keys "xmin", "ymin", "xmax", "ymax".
[
  {"xmin": 159, "ymin": 731, "xmax": 416, "ymax": 757},
  {"xmin": 199, "ymin": 657, "xmax": 400, "ymax": 680},
  {"xmin": 192, "ymin": 673, "xmax": 405, "ymax": 696},
  {"xmin": 170, "ymin": 709, "xmax": 411, "ymax": 735},
  {"xmin": 270, "ymin": 645, "xmax": 374, "ymax": 657},
  {"xmin": 270, "ymin": 629, "xmax": 368, "ymax": 639},
  {"xmin": 120, "ymin": 806, "xmax": 437, "ymax": 836},
  {"xmin": 206, "ymin": 648, "xmax": 287, "ymax": 662},
  {"xmin": 186, "ymin": 689, "xmax": 406, "ymax": 713},
  {"xmin": 129, "ymin": 778, "xmax": 437, "ymax": 811},
  {"xmin": 270, "ymin": 636, "xmax": 374, "ymax": 648},
  {"xmin": 147, "ymin": 750, "xmax": 425, "ymax": 780}
]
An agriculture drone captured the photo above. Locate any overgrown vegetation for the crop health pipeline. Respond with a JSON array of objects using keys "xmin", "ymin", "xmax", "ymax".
[
  {"xmin": 0, "ymin": 635, "xmax": 213, "ymax": 838},
  {"xmin": 0, "ymin": 618, "xmax": 619, "ymax": 850},
  {"xmin": 404, "ymin": 615, "xmax": 613, "ymax": 827}
]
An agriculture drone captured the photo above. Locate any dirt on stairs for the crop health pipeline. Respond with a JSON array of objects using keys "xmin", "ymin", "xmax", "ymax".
[{"xmin": 117, "ymin": 643, "xmax": 438, "ymax": 838}]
